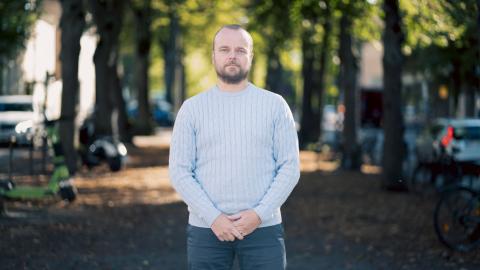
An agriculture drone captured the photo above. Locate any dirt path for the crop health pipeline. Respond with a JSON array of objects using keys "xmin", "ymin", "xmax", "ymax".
[{"xmin": 1, "ymin": 130, "xmax": 479, "ymax": 270}]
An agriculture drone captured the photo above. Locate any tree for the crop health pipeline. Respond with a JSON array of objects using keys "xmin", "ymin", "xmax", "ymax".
[
  {"xmin": 89, "ymin": 0, "xmax": 129, "ymax": 142},
  {"xmin": 247, "ymin": 0, "xmax": 295, "ymax": 101},
  {"xmin": 129, "ymin": 0, "xmax": 153, "ymax": 135},
  {"xmin": 59, "ymin": 0, "xmax": 86, "ymax": 175},
  {"xmin": 338, "ymin": 1, "xmax": 361, "ymax": 170},
  {"xmin": 297, "ymin": 0, "xmax": 332, "ymax": 148},
  {"xmin": 403, "ymin": 0, "xmax": 480, "ymax": 118},
  {"xmin": 382, "ymin": 0, "xmax": 407, "ymax": 190},
  {"xmin": 156, "ymin": 1, "xmax": 186, "ymax": 113},
  {"xmin": 0, "ymin": 0, "xmax": 40, "ymax": 94},
  {"xmin": 337, "ymin": 0, "xmax": 379, "ymax": 170}
]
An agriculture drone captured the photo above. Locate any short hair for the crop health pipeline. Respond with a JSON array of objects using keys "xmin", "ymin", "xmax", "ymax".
[{"xmin": 212, "ymin": 24, "xmax": 253, "ymax": 52}]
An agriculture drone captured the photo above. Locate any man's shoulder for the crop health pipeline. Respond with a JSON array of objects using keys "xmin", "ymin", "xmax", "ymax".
[
  {"xmin": 181, "ymin": 87, "xmax": 213, "ymax": 108},
  {"xmin": 251, "ymin": 84, "xmax": 287, "ymax": 107}
]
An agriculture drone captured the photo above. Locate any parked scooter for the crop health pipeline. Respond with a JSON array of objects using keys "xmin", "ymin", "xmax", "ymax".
[
  {"xmin": 0, "ymin": 119, "xmax": 77, "ymax": 214},
  {"xmin": 79, "ymin": 116, "xmax": 127, "ymax": 172}
]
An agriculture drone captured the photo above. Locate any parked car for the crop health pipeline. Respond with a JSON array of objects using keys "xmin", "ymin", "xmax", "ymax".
[
  {"xmin": 0, "ymin": 95, "xmax": 38, "ymax": 146},
  {"xmin": 415, "ymin": 118, "xmax": 480, "ymax": 163}
]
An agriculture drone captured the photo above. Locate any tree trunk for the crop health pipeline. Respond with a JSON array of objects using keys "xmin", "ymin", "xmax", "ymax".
[
  {"xmin": 265, "ymin": 47, "xmax": 284, "ymax": 93},
  {"xmin": 132, "ymin": 0, "xmax": 153, "ymax": 135},
  {"xmin": 382, "ymin": 0, "xmax": 407, "ymax": 191},
  {"xmin": 464, "ymin": 85, "xmax": 476, "ymax": 117},
  {"xmin": 59, "ymin": 0, "xmax": 85, "ymax": 175},
  {"xmin": 299, "ymin": 27, "xmax": 319, "ymax": 148},
  {"xmin": 162, "ymin": 9, "xmax": 185, "ymax": 113},
  {"xmin": 451, "ymin": 58, "xmax": 462, "ymax": 117},
  {"xmin": 89, "ymin": 0, "xmax": 127, "ymax": 141},
  {"xmin": 476, "ymin": 0, "xmax": 480, "ymax": 117},
  {"xmin": 0, "ymin": 59, "xmax": 3, "ymax": 95},
  {"xmin": 339, "ymin": 12, "xmax": 361, "ymax": 170},
  {"xmin": 315, "ymin": 5, "xmax": 332, "ymax": 150},
  {"xmin": 90, "ymin": 0, "xmax": 113, "ymax": 136},
  {"xmin": 162, "ymin": 9, "xmax": 180, "ymax": 106}
]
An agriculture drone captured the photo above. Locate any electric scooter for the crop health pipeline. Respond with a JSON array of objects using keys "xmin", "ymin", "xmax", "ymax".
[
  {"xmin": 79, "ymin": 115, "xmax": 127, "ymax": 172},
  {"xmin": 0, "ymin": 119, "xmax": 77, "ymax": 214}
]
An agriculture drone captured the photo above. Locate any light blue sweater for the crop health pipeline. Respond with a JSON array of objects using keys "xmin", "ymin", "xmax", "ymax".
[{"xmin": 168, "ymin": 83, "xmax": 300, "ymax": 228}]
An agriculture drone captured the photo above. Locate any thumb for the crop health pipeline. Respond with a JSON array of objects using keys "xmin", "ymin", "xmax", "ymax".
[{"xmin": 227, "ymin": 214, "xmax": 241, "ymax": 221}]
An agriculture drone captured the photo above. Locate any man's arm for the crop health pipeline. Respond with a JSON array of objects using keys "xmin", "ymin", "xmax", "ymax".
[
  {"xmin": 169, "ymin": 101, "xmax": 244, "ymax": 241},
  {"xmin": 168, "ymin": 101, "xmax": 222, "ymax": 226},
  {"xmin": 253, "ymin": 96, "xmax": 300, "ymax": 222}
]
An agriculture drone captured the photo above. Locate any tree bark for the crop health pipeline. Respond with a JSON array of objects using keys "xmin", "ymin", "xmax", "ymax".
[
  {"xmin": 162, "ymin": 8, "xmax": 185, "ymax": 112},
  {"xmin": 89, "ymin": 0, "xmax": 127, "ymax": 141},
  {"xmin": 131, "ymin": 0, "xmax": 153, "ymax": 135},
  {"xmin": 59, "ymin": 0, "xmax": 85, "ymax": 175},
  {"xmin": 299, "ymin": 27, "xmax": 319, "ymax": 148},
  {"xmin": 382, "ymin": 0, "xmax": 407, "ymax": 191},
  {"xmin": 0, "ymin": 58, "xmax": 4, "ymax": 95},
  {"xmin": 475, "ymin": 0, "xmax": 480, "ymax": 117},
  {"xmin": 339, "ymin": 12, "xmax": 361, "ymax": 170},
  {"xmin": 162, "ymin": 9, "xmax": 179, "ymax": 106},
  {"xmin": 315, "ymin": 5, "xmax": 332, "ymax": 149},
  {"xmin": 265, "ymin": 47, "xmax": 284, "ymax": 93}
]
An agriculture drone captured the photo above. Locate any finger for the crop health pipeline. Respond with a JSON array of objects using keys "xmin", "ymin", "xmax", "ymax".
[
  {"xmin": 226, "ymin": 233, "xmax": 235, "ymax": 242},
  {"xmin": 227, "ymin": 214, "xmax": 241, "ymax": 221},
  {"xmin": 233, "ymin": 221, "xmax": 244, "ymax": 229},
  {"xmin": 232, "ymin": 228, "xmax": 244, "ymax": 240}
]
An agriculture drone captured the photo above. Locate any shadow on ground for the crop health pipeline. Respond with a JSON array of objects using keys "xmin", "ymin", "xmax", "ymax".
[{"xmin": 1, "ymin": 133, "xmax": 480, "ymax": 270}]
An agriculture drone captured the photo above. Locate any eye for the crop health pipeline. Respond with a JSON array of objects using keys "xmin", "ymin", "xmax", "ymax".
[
  {"xmin": 218, "ymin": 47, "xmax": 229, "ymax": 53},
  {"xmin": 236, "ymin": 48, "xmax": 247, "ymax": 54}
]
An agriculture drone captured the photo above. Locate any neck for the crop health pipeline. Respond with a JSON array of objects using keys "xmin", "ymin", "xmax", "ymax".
[{"xmin": 216, "ymin": 79, "xmax": 248, "ymax": 92}]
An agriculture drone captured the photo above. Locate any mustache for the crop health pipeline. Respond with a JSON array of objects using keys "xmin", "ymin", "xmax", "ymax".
[{"xmin": 224, "ymin": 61, "xmax": 239, "ymax": 67}]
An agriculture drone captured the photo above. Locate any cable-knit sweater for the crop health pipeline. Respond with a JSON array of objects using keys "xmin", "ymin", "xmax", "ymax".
[{"xmin": 168, "ymin": 83, "xmax": 300, "ymax": 228}]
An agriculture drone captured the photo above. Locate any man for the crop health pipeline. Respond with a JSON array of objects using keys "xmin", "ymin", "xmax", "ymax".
[{"xmin": 169, "ymin": 24, "xmax": 300, "ymax": 270}]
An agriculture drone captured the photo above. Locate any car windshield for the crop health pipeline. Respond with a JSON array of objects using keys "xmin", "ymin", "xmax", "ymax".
[
  {"xmin": 0, "ymin": 102, "xmax": 33, "ymax": 112},
  {"xmin": 454, "ymin": 126, "xmax": 480, "ymax": 140}
]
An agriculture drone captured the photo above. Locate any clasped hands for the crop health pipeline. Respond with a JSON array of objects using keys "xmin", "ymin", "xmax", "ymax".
[{"xmin": 211, "ymin": 209, "xmax": 261, "ymax": 242}]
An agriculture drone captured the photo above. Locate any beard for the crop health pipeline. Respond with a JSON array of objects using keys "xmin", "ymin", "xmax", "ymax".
[{"xmin": 215, "ymin": 62, "xmax": 249, "ymax": 84}]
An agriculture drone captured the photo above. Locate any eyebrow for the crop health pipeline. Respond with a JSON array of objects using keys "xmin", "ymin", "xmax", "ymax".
[{"xmin": 216, "ymin": 45, "xmax": 248, "ymax": 50}]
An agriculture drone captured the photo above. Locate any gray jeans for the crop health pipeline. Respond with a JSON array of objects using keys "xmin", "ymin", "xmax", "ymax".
[{"xmin": 187, "ymin": 224, "xmax": 286, "ymax": 270}]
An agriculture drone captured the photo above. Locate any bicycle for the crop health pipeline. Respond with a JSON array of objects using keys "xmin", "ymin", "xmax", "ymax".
[
  {"xmin": 434, "ymin": 184, "xmax": 480, "ymax": 252},
  {"xmin": 409, "ymin": 155, "xmax": 462, "ymax": 195}
]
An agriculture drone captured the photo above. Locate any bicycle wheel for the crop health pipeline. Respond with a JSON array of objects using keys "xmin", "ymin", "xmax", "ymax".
[{"xmin": 434, "ymin": 187, "xmax": 480, "ymax": 252}]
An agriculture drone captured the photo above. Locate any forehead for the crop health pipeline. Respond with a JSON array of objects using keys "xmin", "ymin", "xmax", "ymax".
[{"xmin": 214, "ymin": 28, "xmax": 252, "ymax": 49}]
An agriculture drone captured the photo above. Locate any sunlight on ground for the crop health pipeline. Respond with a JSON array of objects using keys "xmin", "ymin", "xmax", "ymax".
[
  {"xmin": 300, "ymin": 151, "xmax": 339, "ymax": 172},
  {"xmin": 75, "ymin": 166, "xmax": 181, "ymax": 207},
  {"xmin": 361, "ymin": 164, "xmax": 382, "ymax": 175},
  {"xmin": 133, "ymin": 128, "xmax": 172, "ymax": 148}
]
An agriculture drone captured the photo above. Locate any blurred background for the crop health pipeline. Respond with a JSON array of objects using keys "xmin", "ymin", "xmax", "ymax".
[
  {"xmin": 1, "ymin": 0, "xmax": 479, "ymax": 182},
  {"xmin": 1, "ymin": 0, "xmax": 480, "ymax": 269}
]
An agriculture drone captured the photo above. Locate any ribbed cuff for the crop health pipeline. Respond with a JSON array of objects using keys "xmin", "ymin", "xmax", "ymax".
[
  {"xmin": 204, "ymin": 208, "xmax": 222, "ymax": 227},
  {"xmin": 253, "ymin": 205, "xmax": 273, "ymax": 224}
]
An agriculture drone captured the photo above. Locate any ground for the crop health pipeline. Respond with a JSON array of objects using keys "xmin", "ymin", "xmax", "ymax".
[{"xmin": 1, "ymin": 130, "xmax": 479, "ymax": 270}]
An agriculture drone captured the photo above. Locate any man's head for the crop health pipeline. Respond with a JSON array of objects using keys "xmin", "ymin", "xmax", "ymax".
[{"xmin": 212, "ymin": 25, "xmax": 254, "ymax": 85}]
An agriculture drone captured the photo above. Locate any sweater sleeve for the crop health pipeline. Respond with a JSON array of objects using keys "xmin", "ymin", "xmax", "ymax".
[
  {"xmin": 168, "ymin": 101, "xmax": 222, "ymax": 227},
  {"xmin": 253, "ymin": 97, "xmax": 300, "ymax": 222}
]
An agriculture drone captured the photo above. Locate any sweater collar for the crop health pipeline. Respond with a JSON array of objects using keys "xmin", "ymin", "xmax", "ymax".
[{"xmin": 212, "ymin": 82, "xmax": 253, "ymax": 97}]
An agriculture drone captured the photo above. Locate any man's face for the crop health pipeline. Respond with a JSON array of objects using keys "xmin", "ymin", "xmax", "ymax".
[{"xmin": 212, "ymin": 28, "xmax": 253, "ymax": 84}]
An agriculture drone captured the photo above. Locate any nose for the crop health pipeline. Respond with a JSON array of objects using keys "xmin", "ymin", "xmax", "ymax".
[{"xmin": 227, "ymin": 50, "xmax": 236, "ymax": 59}]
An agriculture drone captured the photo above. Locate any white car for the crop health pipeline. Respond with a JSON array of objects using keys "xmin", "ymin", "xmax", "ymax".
[
  {"xmin": 0, "ymin": 95, "xmax": 38, "ymax": 146},
  {"xmin": 415, "ymin": 118, "xmax": 480, "ymax": 163}
]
